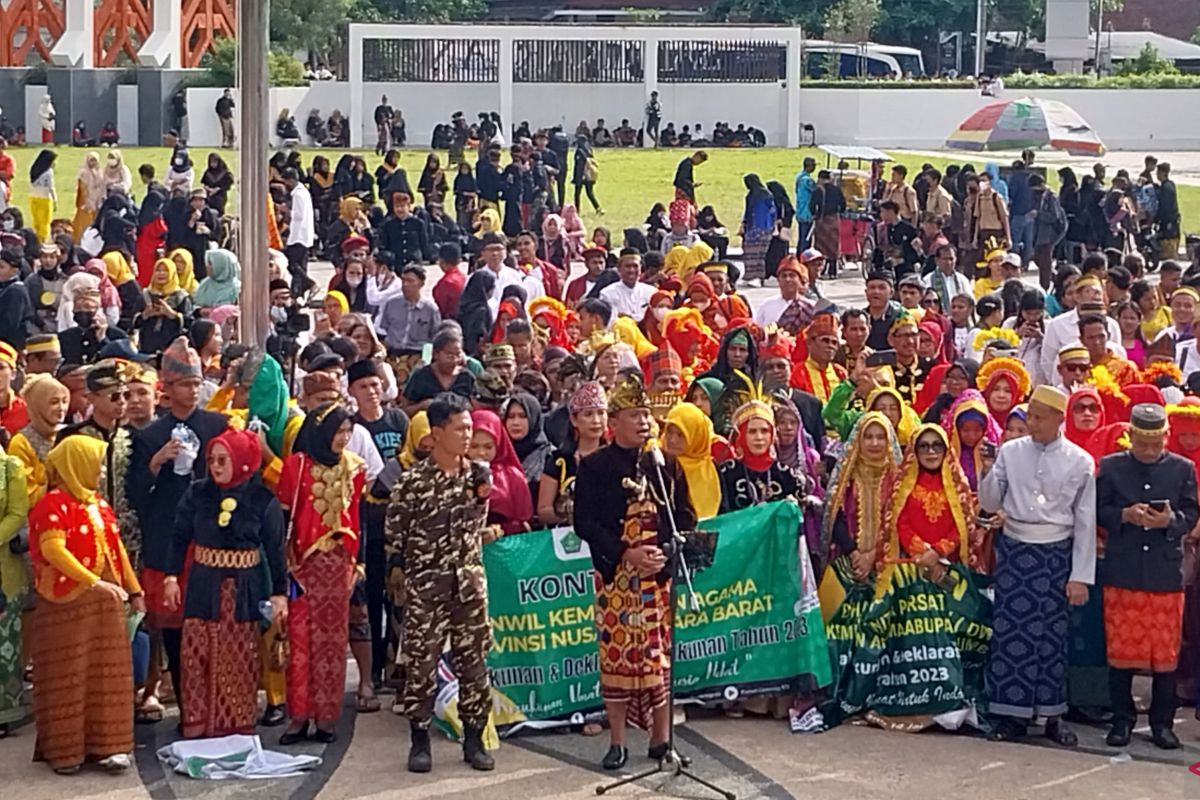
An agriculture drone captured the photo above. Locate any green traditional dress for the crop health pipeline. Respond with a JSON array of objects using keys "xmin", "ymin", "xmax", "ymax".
[{"xmin": 0, "ymin": 452, "xmax": 31, "ymax": 725}]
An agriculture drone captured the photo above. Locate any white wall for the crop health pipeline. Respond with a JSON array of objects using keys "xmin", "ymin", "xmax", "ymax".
[
  {"xmin": 798, "ymin": 88, "xmax": 1200, "ymax": 151},
  {"xmin": 117, "ymin": 85, "xmax": 138, "ymax": 145},
  {"xmin": 171, "ymin": 83, "xmax": 1200, "ymax": 151},
  {"xmin": 360, "ymin": 81, "xmax": 498, "ymax": 147},
  {"xmin": 25, "ymin": 86, "xmax": 44, "ymax": 141}
]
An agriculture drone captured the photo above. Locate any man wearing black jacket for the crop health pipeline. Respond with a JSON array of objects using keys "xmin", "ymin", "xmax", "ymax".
[
  {"xmin": 548, "ymin": 126, "xmax": 570, "ymax": 207},
  {"xmin": 0, "ymin": 248, "xmax": 32, "ymax": 350}
]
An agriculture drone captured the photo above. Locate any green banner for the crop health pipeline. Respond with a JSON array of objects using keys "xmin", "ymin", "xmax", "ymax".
[
  {"xmin": 822, "ymin": 561, "xmax": 992, "ymax": 728},
  {"xmin": 481, "ymin": 502, "xmax": 830, "ymax": 727}
]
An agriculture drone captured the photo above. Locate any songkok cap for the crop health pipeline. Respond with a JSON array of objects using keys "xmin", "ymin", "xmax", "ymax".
[
  {"xmin": 0, "ymin": 341, "xmax": 16, "ymax": 369},
  {"xmin": 341, "ymin": 234, "xmax": 370, "ymax": 254},
  {"xmin": 1030, "ymin": 385, "xmax": 1068, "ymax": 414},
  {"xmin": 608, "ymin": 371, "xmax": 651, "ymax": 414},
  {"xmin": 160, "ymin": 336, "xmax": 202, "ymax": 384},
  {"xmin": 1130, "ymin": 402, "xmax": 1168, "ymax": 435},
  {"xmin": 306, "ymin": 352, "xmax": 344, "ymax": 373},
  {"xmin": 347, "ymin": 359, "xmax": 382, "ymax": 386},
  {"xmin": 866, "ymin": 267, "xmax": 895, "ymax": 285},
  {"xmin": 1075, "ymin": 274, "xmax": 1104, "ymax": 291},
  {"xmin": 1057, "ymin": 343, "xmax": 1090, "ymax": 365},
  {"xmin": 484, "ymin": 343, "xmax": 515, "ymax": 365},
  {"xmin": 702, "ymin": 261, "xmax": 729, "ymax": 274},
  {"xmin": 582, "ymin": 244, "xmax": 607, "ymax": 260},
  {"xmin": 26, "ymin": 334, "xmax": 60, "ymax": 355},
  {"xmin": 568, "ymin": 381, "xmax": 607, "ymax": 414},
  {"xmin": 85, "ymin": 359, "xmax": 127, "ymax": 392}
]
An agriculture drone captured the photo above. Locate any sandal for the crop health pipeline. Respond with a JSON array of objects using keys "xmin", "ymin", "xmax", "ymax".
[
  {"xmin": 356, "ymin": 692, "xmax": 381, "ymax": 714},
  {"xmin": 581, "ymin": 721, "xmax": 604, "ymax": 737},
  {"xmin": 136, "ymin": 696, "xmax": 165, "ymax": 724}
]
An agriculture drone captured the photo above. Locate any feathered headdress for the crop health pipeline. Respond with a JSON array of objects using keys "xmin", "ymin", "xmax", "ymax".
[
  {"xmin": 972, "ymin": 326, "xmax": 1020, "ymax": 354},
  {"xmin": 977, "ymin": 235, "xmax": 1007, "ymax": 265}
]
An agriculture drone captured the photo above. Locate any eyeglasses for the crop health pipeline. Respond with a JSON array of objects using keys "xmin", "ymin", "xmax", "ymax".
[
  {"xmin": 920, "ymin": 299, "xmax": 938, "ymax": 308},
  {"xmin": 916, "ymin": 441, "xmax": 947, "ymax": 453},
  {"xmin": 892, "ymin": 331, "xmax": 918, "ymax": 339}
]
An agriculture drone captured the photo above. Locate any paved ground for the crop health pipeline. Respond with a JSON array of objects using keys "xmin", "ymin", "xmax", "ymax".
[{"xmin": 3, "ymin": 680, "xmax": 1199, "ymax": 800}]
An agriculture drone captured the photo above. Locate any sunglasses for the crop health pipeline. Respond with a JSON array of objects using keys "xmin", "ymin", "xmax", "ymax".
[
  {"xmin": 921, "ymin": 299, "xmax": 939, "ymax": 307},
  {"xmin": 1074, "ymin": 402, "xmax": 1101, "ymax": 413},
  {"xmin": 916, "ymin": 441, "xmax": 947, "ymax": 453},
  {"xmin": 1062, "ymin": 363, "xmax": 1089, "ymax": 373}
]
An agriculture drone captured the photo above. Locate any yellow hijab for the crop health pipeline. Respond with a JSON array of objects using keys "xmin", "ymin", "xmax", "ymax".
[
  {"xmin": 169, "ymin": 248, "xmax": 199, "ymax": 294},
  {"xmin": 101, "ymin": 250, "xmax": 135, "ymax": 285},
  {"xmin": 21, "ymin": 373, "xmax": 69, "ymax": 438},
  {"xmin": 46, "ymin": 436, "xmax": 107, "ymax": 504},
  {"xmin": 866, "ymin": 385, "xmax": 921, "ymax": 446},
  {"xmin": 150, "ymin": 257, "xmax": 181, "ymax": 295},
  {"xmin": 478, "ymin": 208, "xmax": 501, "ymax": 234},
  {"xmin": 326, "ymin": 290, "xmax": 350, "ymax": 315},
  {"xmin": 682, "ymin": 241, "xmax": 715, "ymax": 281},
  {"xmin": 664, "ymin": 245, "xmax": 690, "ymax": 277},
  {"xmin": 399, "ymin": 411, "xmax": 431, "ymax": 468},
  {"xmin": 663, "ymin": 402, "xmax": 721, "ymax": 519}
]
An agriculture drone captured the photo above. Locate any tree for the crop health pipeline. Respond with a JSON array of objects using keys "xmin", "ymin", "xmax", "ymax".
[
  {"xmin": 824, "ymin": 0, "xmax": 881, "ymax": 43},
  {"xmin": 357, "ymin": 0, "xmax": 487, "ymax": 22},
  {"xmin": 1193, "ymin": 25, "xmax": 1200, "ymax": 46},
  {"xmin": 1117, "ymin": 42, "xmax": 1179, "ymax": 75},
  {"xmin": 270, "ymin": 0, "xmax": 357, "ymax": 60},
  {"xmin": 203, "ymin": 37, "xmax": 307, "ymax": 87},
  {"xmin": 706, "ymin": 0, "xmax": 824, "ymax": 29}
]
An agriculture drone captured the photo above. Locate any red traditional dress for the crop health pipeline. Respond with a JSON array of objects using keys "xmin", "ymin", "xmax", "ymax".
[
  {"xmin": 789, "ymin": 358, "xmax": 846, "ymax": 404},
  {"xmin": 29, "ymin": 439, "xmax": 141, "ymax": 771},
  {"xmin": 276, "ymin": 406, "xmax": 366, "ymax": 726}
]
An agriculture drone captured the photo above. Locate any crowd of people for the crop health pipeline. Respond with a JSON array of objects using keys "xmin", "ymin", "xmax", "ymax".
[{"xmin": 0, "ymin": 128, "xmax": 1195, "ymax": 779}]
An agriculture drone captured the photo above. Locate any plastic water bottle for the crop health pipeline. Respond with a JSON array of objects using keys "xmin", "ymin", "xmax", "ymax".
[
  {"xmin": 171, "ymin": 424, "xmax": 201, "ymax": 476},
  {"xmin": 259, "ymin": 600, "xmax": 274, "ymax": 623}
]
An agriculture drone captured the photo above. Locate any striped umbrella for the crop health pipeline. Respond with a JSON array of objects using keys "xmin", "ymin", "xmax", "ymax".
[{"xmin": 946, "ymin": 97, "xmax": 1106, "ymax": 157}]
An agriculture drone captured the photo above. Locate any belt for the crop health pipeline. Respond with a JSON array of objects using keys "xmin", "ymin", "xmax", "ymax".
[{"xmin": 194, "ymin": 546, "xmax": 260, "ymax": 569}]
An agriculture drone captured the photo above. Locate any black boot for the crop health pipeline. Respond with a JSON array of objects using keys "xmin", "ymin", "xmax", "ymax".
[
  {"xmin": 1151, "ymin": 725, "xmax": 1181, "ymax": 750},
  {"xmin": 260, "ymin": 704, "xmax": 287, "ymax": 727},
  {"xmin": 408, "ymin": 725, "xmax": 432, "ymax": 773},
  {"xmin": 602, "ymin": 744, "xmax": 628, "ymax": 770},
  {"xmin": 462, "ymin": 725, "xmax": 495, "ymax": 771}
]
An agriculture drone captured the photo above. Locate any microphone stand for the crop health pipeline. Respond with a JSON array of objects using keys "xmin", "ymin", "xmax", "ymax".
[{"xmin": 596, "ymin": 448, "xmax": 735, "ymax": 800}]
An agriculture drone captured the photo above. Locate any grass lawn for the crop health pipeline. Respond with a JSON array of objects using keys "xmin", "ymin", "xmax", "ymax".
[{"xmin": 7, "ymin": 145, "xmax": 1198, "ymax": 250}]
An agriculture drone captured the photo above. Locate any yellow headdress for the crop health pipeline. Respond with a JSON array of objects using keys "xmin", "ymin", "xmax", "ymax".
[
  {"xmin": 608, "ymin": 371, "xmax": 651, "ymax": 414},
  {"xmin": 972, "ymin": 326, "xmax": 1019, "ymax": 354},
  {"xmin": 528, "ymin": 296, "xmax": 567, "ymax": 324},
  {"xmin": 728, "ymin": 369, "xmax": 774, "ymax": 433},
  {"xmin": 977, "ymin": 235, "xmax": 1007, "ymax": 266},
  {"xmin": 976, "ymin": 356, "xmax": 1032, "ymax": 400}
]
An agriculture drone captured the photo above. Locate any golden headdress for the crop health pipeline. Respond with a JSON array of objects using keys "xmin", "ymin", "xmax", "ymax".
[
  {"xmin": 972, "ymin": 326, "xmax": 1019, "ymax": 354},
  {"xmin": 728, "ymin": 369, "xmax": 775, "ymax": 433},
  {"xmin": 977, "ymin": 235, "xmax": 1007, "ymax": 265},
  {"xmin": 608, "ymin": 371, "xmax": 651, "ymax": 414}
]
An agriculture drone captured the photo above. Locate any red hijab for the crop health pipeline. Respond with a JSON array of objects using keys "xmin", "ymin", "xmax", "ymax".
[
  {"xmin": 471, "ymin": 409, "xmax": 533, "ymax": 530},
  {"xmin": 1168, "ymin": 398, "xmax": 1200, "ymax": 484},
  {"xmin": 207, "ymin": 428, "xmax": 261, "ymax": 489}
]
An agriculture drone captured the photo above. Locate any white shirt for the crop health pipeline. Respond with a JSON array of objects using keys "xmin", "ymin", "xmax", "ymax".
[
  {"xmin": 600, "ymin": 280, "xmax": 657, "ymax": 319},
  {"xmin": 1040, "ymin": 308, "xmax": 1123, "ymax": 387},
  {"xmin": 348, "ymin": 423, "xmax": 385, "ymax": 481},
  {"xmin": 755, "ymin": 295, "xmax": 799, "ymax": 328},
  {"xmin": 487, "ymin": 264, "xmax": 531, "ymax": 317},
  {"xmin": 287, "ymin": 183, "xmax": 314, "ymax": 248}
]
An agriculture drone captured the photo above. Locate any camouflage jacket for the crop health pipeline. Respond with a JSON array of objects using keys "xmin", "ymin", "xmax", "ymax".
[{"xmin": 385, "ymin": 458, "xmax": 491, "ymax": 581}]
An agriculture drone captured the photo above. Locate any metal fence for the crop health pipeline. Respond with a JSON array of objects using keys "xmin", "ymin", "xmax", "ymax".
[
  {"xmin": 657, "ymin": 40, "xmax": 787, "ymax": 83},
  {"xmin": 513, "ymin": 39, "xmax": 644, "ymax": 83},
  {"xmin": 362, "ymin": 38, "xmax": 500, "ymax": 83}
]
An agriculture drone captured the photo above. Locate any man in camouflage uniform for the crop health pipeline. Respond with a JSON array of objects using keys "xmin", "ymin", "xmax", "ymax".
[{"xmin": 386, "ymin": 392, "xmax": 495, "ymax": 773}]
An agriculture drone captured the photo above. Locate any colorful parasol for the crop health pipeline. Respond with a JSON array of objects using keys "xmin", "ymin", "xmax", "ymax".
[{"xmin": 946, "ymin": 97, "xmax": 1106, "ymax": 157}]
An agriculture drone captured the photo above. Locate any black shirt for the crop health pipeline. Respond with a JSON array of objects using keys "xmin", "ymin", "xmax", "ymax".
[
  {"xmin": 354, "ymin": 408, "xmax": 410, "ymax": 464},
  {"xmin": 403, "ymin": 364, "xmax": 474, "ymax": 404},
  {"xmin": 215, "ymin": 96, "xmax": 235, "ymax": 119},
  {"xmin": 380, "ymin": 214, "xmax": 430, "ymax": 267},
  {"xmin": 59, "ymin": 325, "xmax": 128, "ymax": 366},
  {"xmin": 0, "ymin": 277, "xmax": 32, "ymax": 351},
  {"xmin": 673, "ymin": 158, "xmax": 696, "ymax": 202}
]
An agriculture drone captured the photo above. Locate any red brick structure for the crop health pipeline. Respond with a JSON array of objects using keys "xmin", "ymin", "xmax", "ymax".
[
  {"xmin": 93, "ymin": 0, "xmax": 152, "ymax": 67},
  {"xmin": 181, "ymin": 0, "xmax": 236, "ymax": 68},
  {"xmin": 1106, "ymin": 0, "xmax": 1200, "ymax": 42}
]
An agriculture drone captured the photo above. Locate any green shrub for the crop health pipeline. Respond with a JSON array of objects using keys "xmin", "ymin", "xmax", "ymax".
[{"xmin": 201, "ymin": 37, "xmax": 307, "ymax": 87}]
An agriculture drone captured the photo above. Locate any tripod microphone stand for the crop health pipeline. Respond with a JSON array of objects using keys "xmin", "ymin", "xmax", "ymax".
[{"xmin": 595, "ymin": 446, "xmax": 735, "ymax": 800}]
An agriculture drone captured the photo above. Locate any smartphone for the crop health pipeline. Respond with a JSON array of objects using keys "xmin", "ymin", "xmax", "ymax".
[
  {"xmin": 1149, "ymin": 500, "xmax": 1169, "ymax": 513},
  {"xmin": 981, "ymin": 442, "xmax": 997, "ymax": 460},
  {"xmin": 865, "ymin": 350, "xmax": 898, "ymax": 368}
]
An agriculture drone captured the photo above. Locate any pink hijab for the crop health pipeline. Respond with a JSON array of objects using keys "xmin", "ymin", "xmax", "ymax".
[
  {"xmin": 471, "ymin": 409, "xmax": 533, "ymax": 533},
  {"xmin": 83, "ymin": 258, "xmax": 122, "ymax": 311}
]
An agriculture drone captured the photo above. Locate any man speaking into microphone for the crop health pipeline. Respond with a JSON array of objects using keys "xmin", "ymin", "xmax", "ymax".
[{"xmin": 575, "ymin": 373, "xmax": 697, "ymax": 771}]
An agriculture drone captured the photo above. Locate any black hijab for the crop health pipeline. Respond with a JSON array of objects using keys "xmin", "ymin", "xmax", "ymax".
[
  {"xmin": 458, "ymin": 269, "xmax": 496, "ymax": 321},
  {"xmin": 294, "ymin": 401, "xmax": 353, "ymax": 467},
  {"xmin": 767, "ymin": 180, "xmax": 794, "ymax": 222},
  {"xmin": 504, "ymin": 391, "xmax": 549, "ymax": 464},
  {"xmin": 743, "ymin": 173, "xmax": 770, "ymax": 202}
]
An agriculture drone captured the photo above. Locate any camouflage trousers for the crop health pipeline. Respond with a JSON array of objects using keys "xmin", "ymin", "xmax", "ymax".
[{"xmin": 401, "ymin": 567, "xmax": 491, "ymax": 729}]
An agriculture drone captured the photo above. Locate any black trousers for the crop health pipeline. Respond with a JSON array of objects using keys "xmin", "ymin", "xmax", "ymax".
[
  {"xmin": 285, "ymin": 243, "xmax": 311, "ymax": 294},
  {"xmin": 574, "ymin": 181, "xmax": 600, "ymax": 212},
  {"xmin": 162, "ymin": 626, "xmax": 184, "ymax": 717},
  {"xmin": 362, "ymin": 502, "xmax": 388, "ymax": 680},
  {"xmin": 1110, "ymin": 667, "xmax": 1176, "ymax": 728}
]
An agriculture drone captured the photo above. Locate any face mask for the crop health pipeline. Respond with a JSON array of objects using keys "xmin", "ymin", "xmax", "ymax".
[
  {"xmin": 345, "ymin": 276, "xmax": 362, "ymax": 289},
  {"xmin": 1, "ymin": 219, "xmax": 13, "ymax": 232},
  {"xmin": 653, "ymin": 307, "xmax": 668, "ymax": 321},
  {"xmin": 73, "ymin": 310, "xmax": 95, "ymax": 328},
  {"xmin": 270, "ymin": 305, "xmax": 288, "ymax": 324}
]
